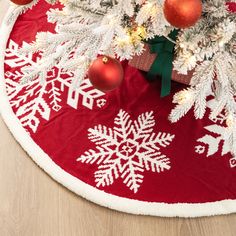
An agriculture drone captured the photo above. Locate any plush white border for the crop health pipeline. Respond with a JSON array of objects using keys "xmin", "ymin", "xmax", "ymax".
[{"xmin": 1, "ymin": 6, "xmax": 236, "ymax": 218}]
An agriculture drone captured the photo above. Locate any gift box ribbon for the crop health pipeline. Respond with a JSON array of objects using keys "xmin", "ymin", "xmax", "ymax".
[{"xmin": 147, "ymin": 30, "xmax": 178, "ymax": 97}]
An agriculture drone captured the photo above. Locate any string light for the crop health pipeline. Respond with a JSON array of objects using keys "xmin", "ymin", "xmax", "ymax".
[
  {"xmin": 218, "ymin": 39, "xmax": 226, "ymax": 48},
  {"xmin": 116, "ymin": 35, "xmax": 132, "ymax": 48},
  {"xmin": 135, "ymin": 26, "xmax": 148, "ymax": 40},
  {"xmin": 59, "ymin": 0, "xmax": 68, "ymax": 4},
  {"xmin": 115, "ymin": 25, "xmax": 147, "ymax": 49},
  {"xmin": 226, "ymin": 114, "xmax": 234, "ymax": 127},
  {"xmin": 176, "ymin": 91, "xmax": 192, "ymax": 105}
]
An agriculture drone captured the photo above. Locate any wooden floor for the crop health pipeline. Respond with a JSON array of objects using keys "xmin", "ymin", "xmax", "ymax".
[{"xmin": 0, "ymin": 2, "xmax": 236, "ymax": 236}]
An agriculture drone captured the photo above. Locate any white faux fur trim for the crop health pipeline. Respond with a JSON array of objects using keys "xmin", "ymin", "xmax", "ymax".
[{"xmin": 1, "ymin": 6, "xmax": 236, "ymax": 218}]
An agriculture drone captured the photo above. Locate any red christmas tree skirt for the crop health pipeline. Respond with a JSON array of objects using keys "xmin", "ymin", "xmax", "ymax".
[{"xmin": 1, "ymin": 1, "xmax": 236, "ymax": 217}]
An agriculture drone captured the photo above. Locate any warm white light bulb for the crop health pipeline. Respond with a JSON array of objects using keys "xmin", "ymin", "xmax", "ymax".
[{"xmin": 226, "ymin": 114, "xmax": 234, "ymax": 127}]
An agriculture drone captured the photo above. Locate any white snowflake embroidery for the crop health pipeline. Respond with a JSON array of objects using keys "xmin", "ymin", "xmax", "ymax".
[
  {"xmin": 96, "ymin": 99, "xmax": 107, "ymax": 108},
  {"xmin": 5, "ymin": 40, "xmax": 106, "ymax": 133},
  {"xmin": 195, "ymin": 145, "xmax": 205, "ymax": 155},
  {"xmin": 195, "ymin": 99, "xmax": 236, "ymax": 168},
  {"xmin": 77, "ymin": 110, "xmax": 175, "ymax": 193},
  {"xmin": 197, "ymin": 124, "xmax": 231, "ymax": 157}
]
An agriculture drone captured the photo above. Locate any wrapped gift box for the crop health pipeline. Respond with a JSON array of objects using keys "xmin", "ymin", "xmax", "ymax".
[{"xmin": 129, "ymin": 44, "xmax": 194, "ymax": 85}]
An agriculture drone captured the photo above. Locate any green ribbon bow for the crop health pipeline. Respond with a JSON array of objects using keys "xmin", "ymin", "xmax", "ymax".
[{"xmin": 147, "ymin": 30, "xmax": 178, "ymax": 97}]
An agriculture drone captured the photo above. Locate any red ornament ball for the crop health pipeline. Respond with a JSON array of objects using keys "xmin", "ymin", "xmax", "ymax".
[
  {"xmin": 164, "ymin": 0, "xmax": 202, "ymax": 29},
  {"xmin": 10, "ymin": 0, "xmax": 34, "ymax": 5},
  {"xmin": 88, "ymin": 56, "xmax": 124, "ymax": 92},
  {"xmin": 226, "ymin": 2, "xmax": 236, "ymax": 13}
]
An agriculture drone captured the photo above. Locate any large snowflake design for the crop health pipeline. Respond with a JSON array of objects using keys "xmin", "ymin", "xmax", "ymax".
[
  {"xmin": 77, "ymin": 110, "xmax": 175, "ymax": 193},
  {"xmin": 5, "ymin": 40, "xmax": 106, "ymax": 133},
  {"xmin": 195, "ymin": 99, "xmax": 236, "ymax": 168}
]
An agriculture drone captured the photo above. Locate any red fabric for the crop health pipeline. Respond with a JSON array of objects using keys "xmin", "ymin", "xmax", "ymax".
[
  {"xmin": 227, "ymin": 2, "xmax": 236, "ymax": 12},
  {"xmin": 3, "ymin": 0, "xmax": 236, "ymax": 204}
]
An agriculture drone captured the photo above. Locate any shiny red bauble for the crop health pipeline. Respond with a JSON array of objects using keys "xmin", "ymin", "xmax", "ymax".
[
  {"xmin": 226, "ymin": 2, "xmax": 236, "ymax": 12},
  {"xmin": 10, "ymin": 0, "xmax": 34, "ymax": 5},
  {"xmin": 88, "ymin": 56, "xmax": 124, "ymax": 92},
  {"xmin": 164, "ymin": 0, "xmax": 202, "ymax": 29}
]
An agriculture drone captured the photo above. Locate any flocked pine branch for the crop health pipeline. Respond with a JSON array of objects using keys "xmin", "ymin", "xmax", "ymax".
[
  {"xmin": 18, "ymin": 0, "xmax": 170, "ymax": 87},
  {"xmin": 15, "ymin": 0, "xmax": 235, "ymax": 121},
  {"xmin": 170, "ymin": 0, "xmax": 236, "ymax": 123},
  {"xmin": 9, "ymin": 0, "xmax": 236, "ymax": 157},
  {"xmin": 5, "ymin": 0, "xmax": 40, "ymax": 24}
]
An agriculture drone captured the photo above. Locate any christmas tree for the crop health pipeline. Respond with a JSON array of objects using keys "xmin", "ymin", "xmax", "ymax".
[{"xmin": 6, "ymin": 0, "xmax": 236, "ymax": 157}]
